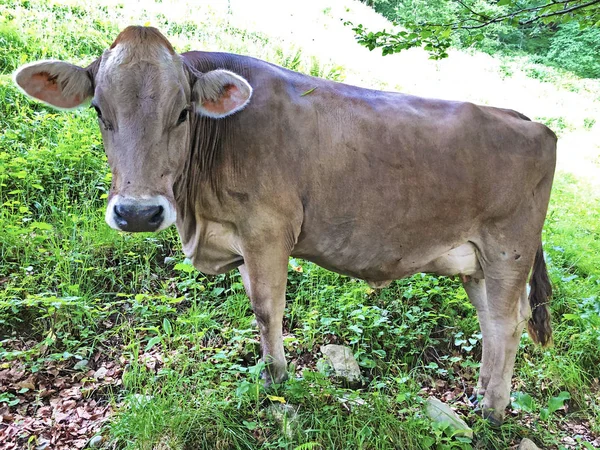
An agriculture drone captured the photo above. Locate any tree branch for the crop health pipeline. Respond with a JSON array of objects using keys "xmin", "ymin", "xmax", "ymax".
[
  {"xmin": 349, "ymin": 0, "xmax": 600, "ymax": 59},
  {"xmin": 459, "ymin": 0, "xmax": 573, "ymax": 29},
  {"xmin": 452, "ymin": 0, "xmax": 600, "ymax": 29},
  {"xmin": 419, "ymin": 0, "xmax": 571, "ymax": 29},
  {"xmin": 454, "ymin": 0, "xmax": 490, "ymax": 23},
  {"xmin": 519, "ymin": 0, "xmax": 600, "ymax": 24}
]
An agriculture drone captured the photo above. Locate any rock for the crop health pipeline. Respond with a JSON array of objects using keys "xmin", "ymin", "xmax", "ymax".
[
  {"xmin": 518, "ymin": 438, "xmax": 542, "ymax": 450},
  {"xmin": 425, "ymin": 397, "xmax": 473, "ymax": 439},
  {"xmin": 266, "ymin": 404, "xmax": 298, "ymax": 439},
  {"xmin": 337, "ymin": 393, "xmax": 367, "ymax": 412},
  {"xmin": 153, "ymin": 433, "xmax": 182, "ymax": 450},
  {"xmin": 74, "ymin": 359, "xmax": 89, "ymax": 370},
  {"xmin": 93, "ymin": 366, "xmax": 108, "ymax": 379},
  {"xmin": 163, "ymin": 257, "xmax": 176, "ymax": 265},
  {"xmin": 130, "ymin": 394, "xmax": 153, "ymax": 406},
  {"xmin": 320, "ymin": 345, "xmax": 362, "ymax": 385},
  {"xmin": 88, "ymin": 435, "xmax": 104, "ymax": 448}
]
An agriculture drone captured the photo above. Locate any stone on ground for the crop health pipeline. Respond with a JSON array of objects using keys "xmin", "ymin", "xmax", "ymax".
[
  {"xmin": 425, "ymin": 397, "xmax": 473, "ymax": 439},
  {"xmin": 88, "ymin": 435, "xmax": 104, "ymax": 448},
  {"xmin": 320, "ymin": 344, "xmax": 362, "ymax": 385},
  {"xmin": 153, "ymin": 433, "xmax": 182, "ymax": 450},
  {"xmin": 266, "ymin": 404, "xmax": 298, "ymax": 439},
  {"xmin": 518, "ymin": 438, "xmax": 542, "ymax": 450}
]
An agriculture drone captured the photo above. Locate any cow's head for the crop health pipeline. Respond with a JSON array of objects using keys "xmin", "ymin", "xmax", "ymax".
[{"xmin": 14, "ymin": 26, "xmax": 252, "ymax": 232}]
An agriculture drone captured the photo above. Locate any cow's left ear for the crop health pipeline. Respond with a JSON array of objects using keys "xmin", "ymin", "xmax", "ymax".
[{"xmin": 193, "ymin": 70, "xmax": 252, "ymax": 118}]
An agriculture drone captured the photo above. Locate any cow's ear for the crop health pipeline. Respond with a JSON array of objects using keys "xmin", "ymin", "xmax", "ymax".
[
  {"xmin": 193, "ymin": 69, "xmax": 252, "ymax": 118},
  {"xmin": 14, "ymin": 60, "xmax": 93, "ymax": 110}
]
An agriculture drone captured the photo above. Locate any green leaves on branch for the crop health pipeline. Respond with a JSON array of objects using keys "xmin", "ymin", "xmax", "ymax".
[
  {"xmin": 346, "ymin": 21, "xmax": 451, "ymax": 59},
  {"xmin": 348, "ymin": 0, "xmax": 600, "ymax": 59}
]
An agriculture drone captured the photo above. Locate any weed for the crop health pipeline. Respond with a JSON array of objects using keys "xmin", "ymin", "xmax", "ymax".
[
  {"xmin": 0, "ymin": 1, "xmax": 599, "ymax": 448},
  {"xmin": 584, "ymin": 118, "xmax": 596, "ymax": 130},
  {"xmin": 534, "ymin": 116, "xmax": 573, "ymax": 136}
]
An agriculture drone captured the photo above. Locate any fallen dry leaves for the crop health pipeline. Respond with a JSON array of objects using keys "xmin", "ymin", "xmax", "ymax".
[
  {"xmin": 0, "ymin": 341, "xmax": 122, "ymax": 450},
  {"xmin": 1, "ymin": 336, "xmax": 599, "ymax": 449},
  {"xmin": 418, "ymin": 374, "xmax": 600, "ymax": 449}
]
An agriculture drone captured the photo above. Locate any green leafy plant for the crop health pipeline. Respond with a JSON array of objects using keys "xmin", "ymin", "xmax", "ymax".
[
  {"xmin": 512, "ymin": 391, "xmax": 572, "ymax": 421},
  {"xmin": 1, "ymin": 1, "xmax": 600, "ymax": 448}
]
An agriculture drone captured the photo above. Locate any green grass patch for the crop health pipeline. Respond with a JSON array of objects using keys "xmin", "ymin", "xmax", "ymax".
[{"xmin": 0, "ymin": 1, "xmax": 599, "ymax": 448}]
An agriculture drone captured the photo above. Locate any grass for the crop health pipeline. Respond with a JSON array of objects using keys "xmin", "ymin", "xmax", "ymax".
[{"xmin": 1, "ymin": 0, "xmax": 599, "ymax": 449}]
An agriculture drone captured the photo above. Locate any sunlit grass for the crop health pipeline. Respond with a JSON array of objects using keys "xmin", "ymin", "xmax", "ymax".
[{"xmin": 0, "ymin": 0, "xmax": 599, "ymax": 448}]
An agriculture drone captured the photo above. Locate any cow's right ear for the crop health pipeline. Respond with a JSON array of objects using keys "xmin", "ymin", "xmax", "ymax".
[{"xmin": 14, "ymin": 60, "xmax": 94, "ymax": 110}]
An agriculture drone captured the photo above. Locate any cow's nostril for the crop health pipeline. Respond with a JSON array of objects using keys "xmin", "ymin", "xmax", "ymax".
[
  {"xmin": 113, "ymin": 204, "xmax": 128, "ymax": 228},
  {"xmin": 149, "ymin": 206, "xmax": 164, "ymax": 225},
  {"xmin": 114, "ymin": 204, "xmax": 125, "ymax": 219}
]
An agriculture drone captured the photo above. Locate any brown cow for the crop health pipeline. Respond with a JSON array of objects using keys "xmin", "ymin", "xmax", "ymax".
[{"xmin": 15, "ymin": 26, "xmax": 556, "ymax": 424}]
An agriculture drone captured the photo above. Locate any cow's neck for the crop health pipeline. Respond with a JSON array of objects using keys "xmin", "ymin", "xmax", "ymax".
[{"xmin": 173, "ymin": 107, "xmax": 239, "ymax": 248}]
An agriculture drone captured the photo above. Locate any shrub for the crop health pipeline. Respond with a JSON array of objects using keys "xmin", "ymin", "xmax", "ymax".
[{"xmin": 545, "ymin": 23, "xmax": 600, "ymax": 79}]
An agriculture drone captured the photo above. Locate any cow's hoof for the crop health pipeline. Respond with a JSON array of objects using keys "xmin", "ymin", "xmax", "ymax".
[
  {"xmin": 262, "ymin": 366, "xmax": 288, "ymax": 387},
  {"xmin": 480, "ymin": 408, "xmax": 504, "ymax": 427}
]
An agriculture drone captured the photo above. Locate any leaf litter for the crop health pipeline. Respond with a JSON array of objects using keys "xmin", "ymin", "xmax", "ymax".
[
  {"xmin": 0, "ymin": 338, "xmax": 121, "ymax": 450},
  {"xmin": 1, "ymin": 333, "xmax": 599, "ymax": 448}
]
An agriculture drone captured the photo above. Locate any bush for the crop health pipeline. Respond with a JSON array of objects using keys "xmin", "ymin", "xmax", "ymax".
[
  {"xmin": 0, "ymin": 22, "xmax": 30, "ymax": 74},
  {"xmin": 544, "ymin": 23, "xmax": 600, "ymax": 79}
]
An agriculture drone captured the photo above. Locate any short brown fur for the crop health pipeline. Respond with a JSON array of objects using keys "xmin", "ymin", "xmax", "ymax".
[{"xmin": 110, "ymin": 26, "xmax": 175, "ymax": 54}]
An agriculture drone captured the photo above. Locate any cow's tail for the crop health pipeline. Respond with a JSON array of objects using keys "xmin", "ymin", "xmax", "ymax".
[{"xmin": 527, "ymin": 243, "xmax": 553, "ymax": 346}]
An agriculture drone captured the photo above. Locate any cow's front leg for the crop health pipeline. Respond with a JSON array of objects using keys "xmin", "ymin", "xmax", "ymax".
[{"xmin": 238, "ymin": 249, "xmax": 289, "ymax": 385}]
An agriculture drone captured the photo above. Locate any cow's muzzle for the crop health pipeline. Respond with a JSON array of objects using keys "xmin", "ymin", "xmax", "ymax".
[
  {"xmin": 114, "ymin": 203, "xmax": 163, "ymax": 232},
  {"xmin": 106, "ymin": 195, "xmax": 176, "ymax": 232}
]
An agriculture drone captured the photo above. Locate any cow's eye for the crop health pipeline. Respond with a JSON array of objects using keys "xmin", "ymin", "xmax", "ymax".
[
  {"xmin": 92, "ymin": 105, "xmax": 102, "ymax": 118},
  {"xmin": 176, "ymin": 108, "xmax": 189, "ymax": 126},
  {"xmin": 90, "ymin": 103, "xmax": 112, "ymax": 131}
]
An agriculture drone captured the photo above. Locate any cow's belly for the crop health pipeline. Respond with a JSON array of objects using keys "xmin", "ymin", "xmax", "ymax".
[
  {"xmin": 419, "ymin": 243, "xmax": 483, "ymax": 278},
  {"xmin": 294, "ymin": 241, "xmax": 482, "ymax": 284}
]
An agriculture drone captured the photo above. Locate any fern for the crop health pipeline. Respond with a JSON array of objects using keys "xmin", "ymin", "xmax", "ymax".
[{"xmin": 293, "ymin": 442, "xmax": 321, "ymax": 450}]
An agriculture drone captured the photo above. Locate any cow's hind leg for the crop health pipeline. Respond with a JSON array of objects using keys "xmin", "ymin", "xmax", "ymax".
[
  {"xmin": 462, "ymin": 277, "xmax": 492, "ymax": 399},
  {"xmin": 476, "ymin": 274, "xmax": 530, "ymax": 424},
  {"xmin": 464, "ymin": 276, "xmax": 531, "ymax": 417}
]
